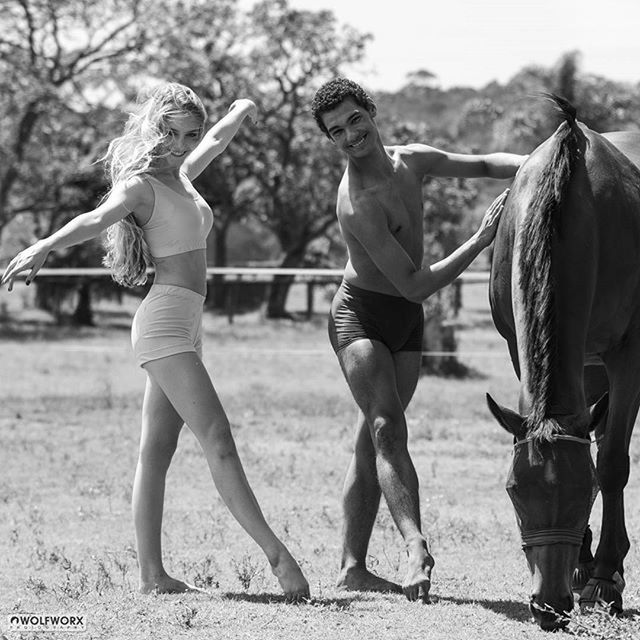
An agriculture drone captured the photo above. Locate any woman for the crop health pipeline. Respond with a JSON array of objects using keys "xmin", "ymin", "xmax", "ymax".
[{"xmin": 1, "ymin": 83, "xmax": 310, "ymax": 601}]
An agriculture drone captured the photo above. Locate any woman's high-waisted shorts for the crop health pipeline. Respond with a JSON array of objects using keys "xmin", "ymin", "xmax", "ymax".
[{"xmin": 131, "ymin": 284, "xmax": 205, "ymax": 367}]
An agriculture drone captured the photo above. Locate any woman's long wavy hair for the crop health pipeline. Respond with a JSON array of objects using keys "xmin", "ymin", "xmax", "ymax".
[{"xmin": 102, "ymin": 83, "xmax": 207, "ymax": 287}]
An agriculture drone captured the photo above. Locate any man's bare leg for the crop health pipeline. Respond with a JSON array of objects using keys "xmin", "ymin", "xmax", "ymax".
[
  {"xmin": 337, "ymin": 410, "xmax": 402, "ymax": 592},
  {"xmin": 337, "ymin": 340, "xmax": 434, "ymax": 601}
]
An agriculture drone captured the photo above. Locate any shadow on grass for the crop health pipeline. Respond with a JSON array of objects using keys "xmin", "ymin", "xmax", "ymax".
[
  {"xmin": 221, "ymin": 592, "xmax": 357, "ymax": 608},
  {"xmin": 434, "ymin": 594, "xmax": 532, "ymax": 623},
  {"xmin": 0, "ymin": 314, "xmax": 131, "ymax": 341}
]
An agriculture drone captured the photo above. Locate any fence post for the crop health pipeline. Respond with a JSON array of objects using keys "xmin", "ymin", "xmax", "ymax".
[
  {"xmin": 226, "ymin": 281, "xmax": 237, "ymax": 324},
  {"xmin": 306, "ymin": 282, "xmax": 314, "ymax": 320}
]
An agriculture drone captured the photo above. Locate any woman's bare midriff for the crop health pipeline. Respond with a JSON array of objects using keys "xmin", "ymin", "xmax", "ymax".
[{"xmin": 151, "ymin": 249, "xmax": 208, "ymax": 296}]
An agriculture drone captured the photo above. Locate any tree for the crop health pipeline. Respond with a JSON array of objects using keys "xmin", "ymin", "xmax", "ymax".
[
  {"xmin": 117, "ymin": 0, "xmax": 369, "ymax": 317},
  {"xmin": 231, "ymin": 0, "xmax": 370, "ymax": 318},
  {"xmin": 0, "ymin": 0, "xmax": 149, "ymax": 237},
  {"xmin": 0, "ymin": 0, "xmax": 159, "ymax": 323},
  {"xmin": 0, "ymin": 0, "xmax": 246, "ymax": 321},
  {"xmin": 405, "ymin": 68, "xmax": 438, "ymax": 88}
]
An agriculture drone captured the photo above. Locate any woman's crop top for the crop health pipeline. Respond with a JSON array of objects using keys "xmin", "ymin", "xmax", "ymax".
[{"xmin": 140, "ymin": 175, "xmax": 214, "ymax": 259}]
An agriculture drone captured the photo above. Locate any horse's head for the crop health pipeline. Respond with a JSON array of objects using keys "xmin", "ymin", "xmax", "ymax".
[{"xmin": 485, "ymin": 394, "xmax": 606, "ymax": 630}]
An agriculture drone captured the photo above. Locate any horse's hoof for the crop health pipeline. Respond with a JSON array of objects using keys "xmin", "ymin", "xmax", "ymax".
[
  {"xmin": 579, "ymin": 577, "xmax": 623, "ymax": 616},
  {"xmin": 612, "ymin": 571, "xmax": 626, "ymax": 594},
  {"xmin": 572, "ymin": 562, "xmax": 594, "ymax": 594}
]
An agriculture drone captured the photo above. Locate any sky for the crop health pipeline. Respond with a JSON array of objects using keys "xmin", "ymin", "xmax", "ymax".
[{"xmin": 259, "ymin": 0, "xmax": 640, "ymax": 91}]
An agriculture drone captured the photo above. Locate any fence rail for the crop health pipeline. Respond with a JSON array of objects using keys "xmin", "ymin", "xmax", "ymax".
[
  {"xmin": 15, "ymin": 267, "xmax": 490, "ymax": 282},
  {"xmin": 8, "ymin": 267, "xmax": 490, "ymax": 322}
]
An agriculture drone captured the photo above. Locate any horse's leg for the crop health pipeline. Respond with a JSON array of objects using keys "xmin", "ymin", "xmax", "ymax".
[
  {"xmin": 573, "ymin": 364, "xmax": 610, "ymax": 594},
  {"xmin": 579, "ymin": 348, "xmax": 640, "ymax": 615},
  {"xmin": 573, "ymin": 525, "xmax": 595, "ymax": 594}
]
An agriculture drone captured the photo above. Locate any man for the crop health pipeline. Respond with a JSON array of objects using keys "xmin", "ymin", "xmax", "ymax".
[{"xmin": 311, "ymin": 78, "xmax": 526, "ymax": 602}]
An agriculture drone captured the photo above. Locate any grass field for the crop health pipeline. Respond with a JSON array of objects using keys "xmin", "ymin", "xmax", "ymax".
[{"xmin": 0, "ymin": 282, "xmax": 639, "ymax": 639}]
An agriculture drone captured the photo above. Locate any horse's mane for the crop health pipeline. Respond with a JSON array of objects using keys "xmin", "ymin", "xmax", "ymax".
[{"xmin": 519, "ymin": 94, "xmax": 585, "ymax": 440}]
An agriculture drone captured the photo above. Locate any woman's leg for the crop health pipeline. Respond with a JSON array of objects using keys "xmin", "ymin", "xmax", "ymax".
[
  {"xmin": 133, "ymin": 375, "xmax": 197, "ymax": 593},
  {"xmin": 143, "ymin": 351, "xmax": 309, "ymax": 601}
]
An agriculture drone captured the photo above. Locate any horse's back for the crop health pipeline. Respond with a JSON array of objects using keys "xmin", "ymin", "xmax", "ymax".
[
  {"xmin": 491, "ymin": 122, "xmax": 640, "ymax": 362},
  {"xmin": 602, "ymin": 131, "xmax": 640, "ymax": 172}
]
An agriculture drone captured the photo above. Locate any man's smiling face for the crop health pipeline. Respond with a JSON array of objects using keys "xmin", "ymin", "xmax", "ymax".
[{"xmin": 320, "ymin": 97, "xmax": 378, "ymax": 159}]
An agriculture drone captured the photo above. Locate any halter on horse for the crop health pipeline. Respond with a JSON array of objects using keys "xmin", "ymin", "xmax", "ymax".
[{"xmin": 487, "ymin": 95, "xmax": 640, "ymax": 630}]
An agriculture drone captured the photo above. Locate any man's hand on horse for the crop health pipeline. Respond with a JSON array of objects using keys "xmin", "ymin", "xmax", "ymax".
[{"xmin": 477, "ymin": 188, "xmax": 510, "ymax": 246}]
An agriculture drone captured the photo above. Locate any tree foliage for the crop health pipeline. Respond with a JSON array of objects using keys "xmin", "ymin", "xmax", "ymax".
[
  {"xmin": 0, "ymin": 0, "xmax": 371, "ymax": 319},
  {"xmin": 2, "ymin": 2, "xmax": 639, "ymax": 327}
]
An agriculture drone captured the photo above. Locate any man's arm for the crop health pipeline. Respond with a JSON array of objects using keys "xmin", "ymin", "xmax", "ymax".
[
  {"xmin": 401, "ymin": 143, "xmax": 527, "ymax": 179},
  {"xmin": 343, "ymin": 189, "xmax": 508, "ymax": 303}
]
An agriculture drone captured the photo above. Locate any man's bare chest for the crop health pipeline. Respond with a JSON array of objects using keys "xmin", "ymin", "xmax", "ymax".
[{"xmin": 368, "ymin": 182, "xmax": 423, "ymax": 240}]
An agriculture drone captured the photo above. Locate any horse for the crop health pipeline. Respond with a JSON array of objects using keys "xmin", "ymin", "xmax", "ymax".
[{"xmin": 486, "ymin": 94, "xmax": 640, "ymax": 630}]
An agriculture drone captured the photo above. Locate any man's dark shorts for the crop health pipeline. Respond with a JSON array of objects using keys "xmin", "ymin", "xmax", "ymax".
[{"xmin": 328, "ymin": 280, "xmax": 424, "ymax": 354}]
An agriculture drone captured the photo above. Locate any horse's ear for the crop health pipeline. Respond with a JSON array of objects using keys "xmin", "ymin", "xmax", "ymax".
[
  {"xmin": 486, "ymin": 393, "xmax": 527, "ymax": 439},
  {"xmin": 588, "ymin": 392, "xmax": 609, "ymax": 431}
]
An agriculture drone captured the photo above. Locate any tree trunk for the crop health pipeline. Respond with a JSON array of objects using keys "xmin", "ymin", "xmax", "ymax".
[
  {"xmin": 35, "ymin": 280, "xmax": 65, "ymax": 320},
  {"xmin": 266, "ymin": 274, "xmax": 296, "ymax": 319},
  {"xmin": 73, "ymin": 280, "xmax": 95, "ymax": 326},
  {"xmin": 265, "ymin": 247, "xmax": 306, "ymax": 319}
]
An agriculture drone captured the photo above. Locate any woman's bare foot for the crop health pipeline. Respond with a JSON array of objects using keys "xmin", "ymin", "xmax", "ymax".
[
  {"xmin": 139, "ymin": 574, "xmax": 205, "ymax": 595},
  {"xmin": 336, "ymin": 566, "xmax": 402, "ymax": 593},
  {"xmin": 270, "ymin": 548, "xmax": 310, "ymax": 603},
  {"xmin": 402, "ymin": 537, "xmax": 434, "ymax": 602}
]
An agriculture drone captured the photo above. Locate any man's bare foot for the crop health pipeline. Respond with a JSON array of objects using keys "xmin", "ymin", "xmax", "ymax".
[
  {"xmin": 336, "ymin": 566, "xmax": 402, "ymax": 593},
  {"xmin": 402, "ymin": 537, "xmax": 435, "ymax": 602},
  {"xmin": 270, "ymin": 548, "xmax": 310, "ymax": 603},
  {"xmin": 139, "ymin": 574, "xmax": 205, "ymax": 595}
]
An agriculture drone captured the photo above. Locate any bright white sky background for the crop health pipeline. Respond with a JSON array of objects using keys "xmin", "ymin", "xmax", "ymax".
[{"xmin": 249, "ymin": 0, "xmax": 640, "ymax": 91}]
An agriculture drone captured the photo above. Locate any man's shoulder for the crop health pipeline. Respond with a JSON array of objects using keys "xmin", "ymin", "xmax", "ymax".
[{"xmin": 385, "ymin": 143, "xmax": 447, "ymax": 175}]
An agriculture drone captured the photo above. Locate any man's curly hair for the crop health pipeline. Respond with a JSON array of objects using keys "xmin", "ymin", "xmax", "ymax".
[{"xmin": 311, "ymin": 78, "xmax": 377, "ymax": 138}]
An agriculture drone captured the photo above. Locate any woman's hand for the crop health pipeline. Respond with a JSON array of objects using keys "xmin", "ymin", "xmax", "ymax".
[
  {"xmin": 229, "ymin": 99, "xmax": 258, "ymax": 125},
  {"xmin": 1, "ymin": 240, "xmax": 52, "ymax": 291},
  {"xmin": 476, "ymin": 188, "xmax": 510, "ymax": 248}
]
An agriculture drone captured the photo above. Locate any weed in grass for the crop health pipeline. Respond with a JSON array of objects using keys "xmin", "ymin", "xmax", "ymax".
[
  {"xmin": 52, "ymin": 569, "xmax": 90, "ymax": 601},
  {"xmin": 24, "ymin": 576, "xmax": 47, "ymax": 597},
  {"xmin": 94, "ymin": 558, "xmax": 115, "ymax": 594},
  {"xmin": 174, "ymin": 603, "xmax": 199, "ymax": 629},
  {"xmin": 48, "ymin": 547, "xmax": 74, "ymax": 571},
  {"xmin": 188, "ymin": 555, "xmax": 221, "ymax": 590},
  {"xmin": 106, "ymin": 550, "xmax": 132, "ymax": 588},
  {"xmin": 232, "ymin": 554, "xmax": 264, "ymax": 591},
  {"xmin": 562, "ymin": 601, "xmax": 640, "ymax": 639}
]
